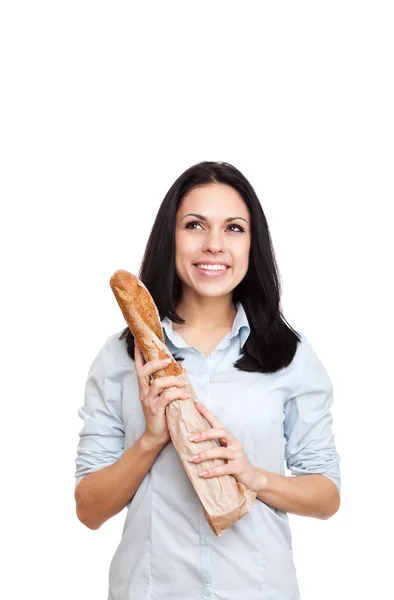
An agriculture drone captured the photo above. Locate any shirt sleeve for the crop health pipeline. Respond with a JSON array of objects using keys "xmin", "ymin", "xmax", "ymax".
[
  {"xmin": 74, "ymin": 339, "xmax": 125, "ymax": 489},
  {"xmin": 283, "ymin": 333, "xmax": 341, "ymax": 493}
]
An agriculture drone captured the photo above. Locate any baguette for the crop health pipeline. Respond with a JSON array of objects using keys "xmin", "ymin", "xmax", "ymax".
[{"xmin": 110, "ymin": 269, "xmax": 256, "ymax": 536}]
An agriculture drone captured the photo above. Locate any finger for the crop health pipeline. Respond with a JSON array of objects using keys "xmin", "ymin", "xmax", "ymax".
[
  {"xmin": 189, "ymin": 446, "xmax": 238, "ymax": 463},
  {"xmin": 134, "ymin": 341, "xmax": 150, "ymax": 389},
  {"xmin": 188, "ymin": 426, "xmax": 233, "ymax": 445},
  {"xmin": 194, "ymin": 401, "xmax": 222, "ymax": 429},
  {"xmin": 150, "ymin": 375, "xmax": 188, "ymax": 395},
  {"xmin": 155, "ymin": 387, "xmax": 191, "ymax": 409},
  {"xmin": 198, "ymin": 465, "xmax": 236, "ymax": 478},
  {"xmin": 139, "ymin": 356, "xmax": 172, "ymax": 381}
]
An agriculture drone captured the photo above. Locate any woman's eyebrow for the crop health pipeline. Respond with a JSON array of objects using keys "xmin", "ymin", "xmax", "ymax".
[{"xmin": 180, "ymin": 213, "xmax": 249, "ymax": 224}]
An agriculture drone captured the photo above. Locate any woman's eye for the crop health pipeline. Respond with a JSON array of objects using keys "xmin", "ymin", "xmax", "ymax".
[
  {"xmin": 185, "ymin": 221, "xmax": 202, "ymax": 230},
  {"xmin": 185, "ymin": 221, "xmax": 244, "ymax": 232},
  {"xmin": 228, "ymin": 223, "xmax": 245, "ymax": 232}
]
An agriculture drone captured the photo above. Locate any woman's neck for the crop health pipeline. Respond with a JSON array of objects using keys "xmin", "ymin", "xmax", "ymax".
[{"xmin": 174, "ymin": 295, "xmax": 237, "ymax": 331}]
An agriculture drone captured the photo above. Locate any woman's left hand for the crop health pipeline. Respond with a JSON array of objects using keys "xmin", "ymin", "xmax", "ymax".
[{"xmin": 189, "ymin": 401, "xmax": 266, "ymax": 493}]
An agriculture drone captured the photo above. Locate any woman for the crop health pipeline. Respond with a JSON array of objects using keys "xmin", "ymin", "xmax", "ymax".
[{"xmin": 75, "ymin": 161, "xmax": 341, "ymax": 599}]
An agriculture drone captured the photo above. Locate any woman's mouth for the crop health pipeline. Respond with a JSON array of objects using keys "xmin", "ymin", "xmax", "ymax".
[{"xmin": 193, "ymin": 264, "xmax": 231, "ymax": 278}]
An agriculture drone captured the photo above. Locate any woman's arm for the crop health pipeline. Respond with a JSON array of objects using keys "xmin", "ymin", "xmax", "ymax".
[
  {"xmin": 277, "ymin": 333, "xmax": 341, "ymax": 519},
  {"xmin": 75, "ymin": 434, "xmax": 165, "ymax": 530},
  {"xmin": 75, "ymin": 337, "xmax": 168, "ymax": 530},
  {"xmin": 253, "ymin": 468, "xmax": 340, "ymax": 519}
]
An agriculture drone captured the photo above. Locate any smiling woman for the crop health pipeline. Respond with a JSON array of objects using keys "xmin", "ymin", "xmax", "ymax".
[
  {"xmin": 75, "ymin": 160, "xmax": 341, "ymax": 600},
  {"xmin": 122, "ymin": 160, "xmax": 300, "ymax": 374},
  {"xmin": 173, "ymin": 182, "xmax": 252, "ymax": 336}
]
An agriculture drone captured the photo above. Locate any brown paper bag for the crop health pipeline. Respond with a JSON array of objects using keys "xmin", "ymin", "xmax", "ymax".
[{"xmin": 165, "ymin": 361, "xmax": 256, "ymax": 536}]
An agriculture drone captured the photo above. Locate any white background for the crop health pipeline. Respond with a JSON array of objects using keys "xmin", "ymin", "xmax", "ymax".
[{"xmin": 1, "ymin": 1, "xmax": 393, "ymax": 598}]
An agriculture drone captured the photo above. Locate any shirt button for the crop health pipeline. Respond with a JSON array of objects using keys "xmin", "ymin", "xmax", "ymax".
[
  {"xmin": 202, "ymin": 538, "xmax": 209, "ymax": 545},
  {"xmin": 204, "ymin": 588, "xmax": 211, "ymax": 596}
]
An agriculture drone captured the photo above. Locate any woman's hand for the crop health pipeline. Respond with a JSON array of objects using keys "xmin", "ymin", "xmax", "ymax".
[
  {"xmin": 134, "ymin": 341, "xmax": 190, "ymax": 448},
  {"xmin": 189, "ymin": 402, "xmax": 267, "ymax": 493}
]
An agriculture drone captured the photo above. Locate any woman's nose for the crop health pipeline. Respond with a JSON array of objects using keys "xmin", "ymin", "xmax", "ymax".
[{"xmin": 202, "ymin": 229, "xmax": 226, "ymax": 253}]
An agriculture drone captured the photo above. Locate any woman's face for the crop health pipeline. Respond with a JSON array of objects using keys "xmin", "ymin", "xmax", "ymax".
[{"xmin": 175, "ymin": 183, "xmax": 251, "ymax": 300}]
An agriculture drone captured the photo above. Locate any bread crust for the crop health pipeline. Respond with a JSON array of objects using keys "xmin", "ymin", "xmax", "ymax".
[{"xmin": 110, "ymin": 269, "xmax": 181, "ymax": 378}]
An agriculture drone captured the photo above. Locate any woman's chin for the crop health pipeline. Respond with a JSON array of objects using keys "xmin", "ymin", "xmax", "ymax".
[{"xmin": 186, "ymin": 279, "xmax": 234, "ymax": 298}]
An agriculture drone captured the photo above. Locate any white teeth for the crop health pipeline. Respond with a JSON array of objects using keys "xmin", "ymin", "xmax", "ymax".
[{"xmin": 195, "ymin": 264, "xmax": 228, "ymax": 271}]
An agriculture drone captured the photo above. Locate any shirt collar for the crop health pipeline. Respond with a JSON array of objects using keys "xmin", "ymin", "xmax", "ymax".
[{"xmin": 161, "ymin": 301, "xmax": 250, "ymax": 349}]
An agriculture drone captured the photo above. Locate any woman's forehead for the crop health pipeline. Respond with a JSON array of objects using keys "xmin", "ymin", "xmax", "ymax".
[{"xmin": 178, "ymin": 184, "xmax": 249, "ymax": 219}]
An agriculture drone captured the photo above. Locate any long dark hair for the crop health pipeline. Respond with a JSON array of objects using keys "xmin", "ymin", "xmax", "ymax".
[{"xmin": 120, "ymin": 160, "xmax": 301, "ymax": 373}]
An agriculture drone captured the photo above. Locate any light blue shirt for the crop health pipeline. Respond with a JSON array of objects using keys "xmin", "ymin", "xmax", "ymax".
[{"xmin": 75, "ymin": 301, "xmax": 340, "ymax": 600}]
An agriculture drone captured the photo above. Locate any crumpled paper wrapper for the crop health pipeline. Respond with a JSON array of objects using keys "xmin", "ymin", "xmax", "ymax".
[{"xmin": 165, "ymin": 361, "xmax": 257, "ymax": 536}]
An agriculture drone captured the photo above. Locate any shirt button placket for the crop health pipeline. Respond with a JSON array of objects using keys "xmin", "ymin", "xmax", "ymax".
[
  {"xmin": 199, "ymin": 357, "xmax": 210, "ymax": 391},
  {"xmin": 199, "ymin": 511, "xmax": 212, "ymax": 598},
  {"xmin": 199, "ymin": 371, "xmax": 209, "ymax": 390}
]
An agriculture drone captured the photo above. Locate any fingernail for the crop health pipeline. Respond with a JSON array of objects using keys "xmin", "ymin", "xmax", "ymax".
[
  {"xmin": 189, "ymin": 454, "xmax": 199, "ymax": 462},
  {"xmin": 199, "ymin": 471, "xmax": 208, "ymax": 477},
  {"xmin": 163, "ymin": 358, "xmax": 171, "ymax": 364},
  {"xmin": 189, "ymin": 434, "xmax": 201, "ymax": 442}
]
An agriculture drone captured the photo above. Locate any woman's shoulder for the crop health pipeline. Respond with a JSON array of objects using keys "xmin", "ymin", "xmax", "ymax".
[
  {"xmin": 293, "ymin": 330, "xmax": 328, "ymax": 367},
  {"xmin": 288, "ymin": 329, "xmax": 332, "ymax": 388},
  {"xmin": 89, "ymin": 329, "xmax": 135, "ymax": 376}
]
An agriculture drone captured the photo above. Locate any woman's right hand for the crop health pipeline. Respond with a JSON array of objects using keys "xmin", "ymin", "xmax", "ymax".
[{"xmin": 134, "ymin": 340, "xmax": 190, "ymax": 448}]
